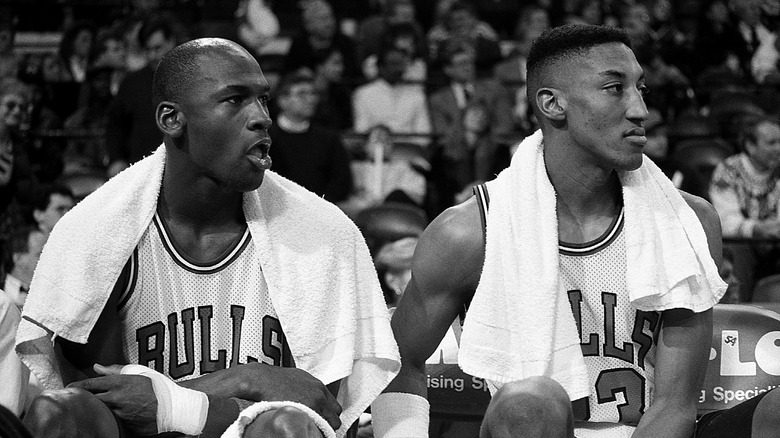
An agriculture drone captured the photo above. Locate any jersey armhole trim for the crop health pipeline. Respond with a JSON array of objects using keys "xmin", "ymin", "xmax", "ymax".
[{"xmin": 117, "ymin": 249, "xmax": 138, "ymax": 310}]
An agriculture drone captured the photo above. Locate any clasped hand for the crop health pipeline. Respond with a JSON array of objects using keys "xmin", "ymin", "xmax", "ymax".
[{"xmin": 72, "ymin": 363, "xmax": 343, "ymax": 433}]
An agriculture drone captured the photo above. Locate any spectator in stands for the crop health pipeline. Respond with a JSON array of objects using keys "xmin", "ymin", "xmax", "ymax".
[
  {"xmin": 310, "ymin": 48, "xmax": 354, "ymax": 130},
  {"xmin": 429, "ymin": 43, "xmax": 513, "ymax": 204},
  {"xmin": 57, "ymin": 20, "xmax": 96, "ymax": 84},
  {"xmin": 16, "ymin": 56, "xmax": 62, "ymax": 133},
  {"xmin": 63, "ymin": 65, "xmax": 114, "ymax": 173},
  {"xmin": 427, "ymin": 0, "xmax": 503, "ymax": 78},
  {"xmin": 352, "ymin": 44, "xmax": 431, "ymax": 146},
  {"xmin": 355, "ymin": 0, "xmax": 426, "ymax": 80},
  {"xmin": 0, "ymin": 18, "xmax": 20, "ymax": 81},
  {"xmin": 493, "ymin": 4, "xmax": 550, "ymax": 136},
  {"xmin": 1, "ymin": 225, "xmax": 45, "ymax": 310},
  {"xmin": 694, "ymin": 0, "xmax": 749, "ymax": 90},
  {"xmin": 710, "ymin": 115, "xmax": 780, "ymax": 280},
  {"xmin": 374, "ymin": 235, "xmax": 418, "ymax": 308},
  {"xmin": 730, "ymin": 0, "xmax": 780, "ymax": 83},
  {"xmin": 340, "ymin": 125, "xmax": 427, "ymax": 217},
  {"xmin": 269, "ymin": 73, "xmax": 352, "ymax": 203},
  {"xmin": 284, "ymin": 0, "xmax": 360, "ymax": 82},
  {"xmin": 0, "ymin": 79, "xmax": 36, "ymax": 215},
  {"xmin": 384, "ymin": 22, "xmax": 428, "ymax": 81},
  {"xmin": 105, "ymin": 15, "xmax": 179, "ymax": 177},
  {"xmin": 236, "ymin": 0, "xmax": 280, "ymax": 57},
  {"xmin": 90, "ymin": 29, "xmax": 128, "ymax": 96},
  {"xmin": 30, "ymin": 183, "xmax": 74, "ymax": 237},
  {"xmin": 710, "ymin": 115, "xmax": 780, "ymax": 239}
]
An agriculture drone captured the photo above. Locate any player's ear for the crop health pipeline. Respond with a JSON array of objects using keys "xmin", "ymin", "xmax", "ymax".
[
  {"xmin": 536, "ymin": 87, "xmax": 566, "ymax": 122},
  {"xmin": 156, "ymin": 101, "xmax": 186, "ymax": 138}
]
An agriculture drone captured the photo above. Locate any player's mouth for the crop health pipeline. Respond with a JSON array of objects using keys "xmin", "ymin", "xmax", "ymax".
[
  {"xmin": 624, "ymin": 127, "xmax": 647, "ymax": 146},
  {"xmin": 247, "ymin": 138, "xmax": 272, "ymax": 170}
]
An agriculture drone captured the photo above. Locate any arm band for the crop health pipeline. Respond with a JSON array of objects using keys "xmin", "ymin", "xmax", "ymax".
[
  {"xmin": 120, "ymin": 364, "xmax": 209, "ymax": 436},
  {"xmin": 371, "ymin": 392, "xmax": 429, "ymax": 438},
  {"xmin": 222, "ymin": 401, "xmax": 336, "ymax": 438}
]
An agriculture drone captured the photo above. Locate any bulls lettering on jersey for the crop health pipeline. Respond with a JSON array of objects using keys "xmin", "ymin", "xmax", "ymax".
[
  {"xmin": 119, "ymin": 213, "xmax": 294, "ymax": 382},
  {"xmin": 135, "ymin": 306, "xmax": 293, "ymax": 379}
]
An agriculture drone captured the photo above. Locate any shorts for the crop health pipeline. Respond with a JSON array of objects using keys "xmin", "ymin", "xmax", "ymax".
[{"xmin": 695, "ymin": 390, "xmax": 770, "ymax": 438}]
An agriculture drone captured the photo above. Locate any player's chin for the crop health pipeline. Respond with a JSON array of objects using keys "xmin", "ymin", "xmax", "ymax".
[
  {"xmin": 616, "ymin": 153, "xmax": 644, "ymax": 172},
  {"xmin": 232, "ymin": 171, "xmax": 266, "ymax": 192}
]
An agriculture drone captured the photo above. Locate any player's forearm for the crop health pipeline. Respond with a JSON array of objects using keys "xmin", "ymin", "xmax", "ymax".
[
  {"xmin": 199, "ymin": 395, "xmax": 241, "ymax": 438},
  {"xmin": 382, "ymin": 362, "xmax": 427, "ymax": 397},
  {"xmin": 179, "ymin": 364, "xmax": 258, "ymax": 400},
  {"xmin": 631, "ymin": 403, "xmax": 696, "ymax": 438}
]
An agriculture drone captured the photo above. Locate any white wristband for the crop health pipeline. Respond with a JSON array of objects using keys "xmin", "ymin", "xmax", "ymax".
[
  {"xmin": 222, "ymin": 400, "xmax": 337, "ymax": 438},
  {"xmin": 121, "ymin": 364, "xmax": 209, "ymax": 435},
  {"xmin": 371, "ymin": 392, "xmax": 429, "ymax": 438}
]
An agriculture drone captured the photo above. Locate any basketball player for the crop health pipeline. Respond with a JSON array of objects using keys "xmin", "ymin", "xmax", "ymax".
[
  {"xmin": 17, "ymin": 38, "xmax": 398, "ymax": 437},
  {"xmin": 371, "ymin": 24, "xmax": 780, "ymax": 437}
]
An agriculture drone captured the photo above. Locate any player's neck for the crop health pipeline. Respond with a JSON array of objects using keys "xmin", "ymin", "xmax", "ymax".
[
  {"xmin": 546, "ymin": 150, "xmax": 622, "ymax": 243},
  {"xmin": 156, "ymin": 187, "xmax": 246, "ymax": 264},
  {"xmin": 158, "ymin": 171, "xmax": 245, "ymax": 233}
]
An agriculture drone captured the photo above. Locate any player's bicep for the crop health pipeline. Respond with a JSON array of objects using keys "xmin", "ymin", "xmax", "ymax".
[
  {"xmin": 653, "ymin": 308, "xmax": 712, "ymax": 409},
  {"xmin": 391, "ymin": 201, "xmax": 483, "ymax": 371},
  {"xmin": 681, "ymin": 191, "xmax": 723, "ymax": 269},
  {"xmin": 57, "ymin": 259, "xmax": 131, "ymax": 381}
]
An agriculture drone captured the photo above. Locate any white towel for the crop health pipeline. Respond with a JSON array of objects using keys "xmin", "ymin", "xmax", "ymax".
[
  {"xmin": 458, "ymin": 130, "xmax": 727, "ymax": 400},
  {"xmin": 16, "ymin": 145, "xmax": 400, "ymax": 437}
]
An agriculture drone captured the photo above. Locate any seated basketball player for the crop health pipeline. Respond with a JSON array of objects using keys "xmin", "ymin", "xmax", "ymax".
[
  {"xmin": 16, "ymin": 38, "xmax": 399, "ymax": 438},
  {"xmin": 371, "ymin": 24, "xmax": 780, "ymax": 438}
]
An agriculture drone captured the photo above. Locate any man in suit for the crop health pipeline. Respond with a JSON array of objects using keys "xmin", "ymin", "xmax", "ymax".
[
  {"xmin": 428, "ymin": 43, "xmax": 513, "ymax": 204},
  {"xmin": 105, "ymin": 15, "xmax": 178, "ymax": 177}
]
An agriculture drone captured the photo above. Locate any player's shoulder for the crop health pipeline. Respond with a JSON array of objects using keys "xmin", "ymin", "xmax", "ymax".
[
  {"xmin": 422, "ymin": 196, "xmax": 484, "ymax": 251},
  {"xmin": 679, "ymin": 190, "xmax": 723, "ymax": 267},
  {"xmin": 413, "ymin": 197, "xmax": 485, "ymax": 291},
  {"xmin": 679, "ymin": 190, "xmax": 720, "ymax": 231}
]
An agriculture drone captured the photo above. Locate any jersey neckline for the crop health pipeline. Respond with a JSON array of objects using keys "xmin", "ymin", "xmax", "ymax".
[
  {"xmin": 153, "ymin": 212, "xmax": 251, "ymax": 274},
  {"xmin": 559, "ymin": 208, "xmax": 624, "ymax": 256}
]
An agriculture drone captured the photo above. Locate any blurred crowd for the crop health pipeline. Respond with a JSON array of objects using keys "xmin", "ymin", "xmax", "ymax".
[{"xmin": 3, "ymin": 0, "xmax": 780, "ymax": 307}]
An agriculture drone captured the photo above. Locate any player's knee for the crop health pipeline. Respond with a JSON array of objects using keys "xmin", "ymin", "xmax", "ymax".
[
  {"xmin": 488, "ymin": 377, "xmax": 572, "ymax": 426},
  {"xmin": 243, "ymin": 406, "xmax": 323, "ymax": 438},
  {"xmin": 24, "ymin": 388, "xmax": 108, "ymax": 437},
  {"xmin": 25, "ymin": 388, "xmax": 84, "ymax": 423}
]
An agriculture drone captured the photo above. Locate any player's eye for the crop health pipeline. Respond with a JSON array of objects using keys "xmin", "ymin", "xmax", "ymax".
[{"xmin": 225, "ymin": 95, "xmax": 244, "ymax": 104}]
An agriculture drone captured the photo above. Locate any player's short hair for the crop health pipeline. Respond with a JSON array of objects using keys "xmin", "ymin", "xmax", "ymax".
[
  {"xmin": 526, "ymin": 24, "xmax": 632, "ymax": 116},
  {"xmin": 152, "ymin": 38, "xmax": 243, "ymax": 109}
]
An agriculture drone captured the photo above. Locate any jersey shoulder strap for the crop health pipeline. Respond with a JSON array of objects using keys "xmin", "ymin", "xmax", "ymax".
[
  {"xmin": 460, "ymin": 183, "xmax": 490, "ymax": 324},
  {"xmin": 473, "ymin": 183, "xmax": 490, "ymax": 242}
]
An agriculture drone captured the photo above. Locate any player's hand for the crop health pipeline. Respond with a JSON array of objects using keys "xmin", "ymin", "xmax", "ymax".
[
  {"xmin": 181, "ymin": 362, "xmax": 343, "ymax": 431},
  {"xmin": 68, "ymin": 364, "xmax": 159, "ymax": 436}
]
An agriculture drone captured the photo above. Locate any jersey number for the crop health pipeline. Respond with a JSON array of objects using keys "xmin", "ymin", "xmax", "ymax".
[{"xmin": 573, "ymin": 368, "xmax": 646, "ymax": 424}]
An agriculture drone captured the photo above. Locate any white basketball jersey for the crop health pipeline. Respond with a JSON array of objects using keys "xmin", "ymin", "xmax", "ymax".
[
  {"xmin": 118, "ymin": 213, "xmax": 293, "ymax": 382},
  {"xmin": 560, "ymin": 208, "xmax": 660, "ymax": 427}
]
